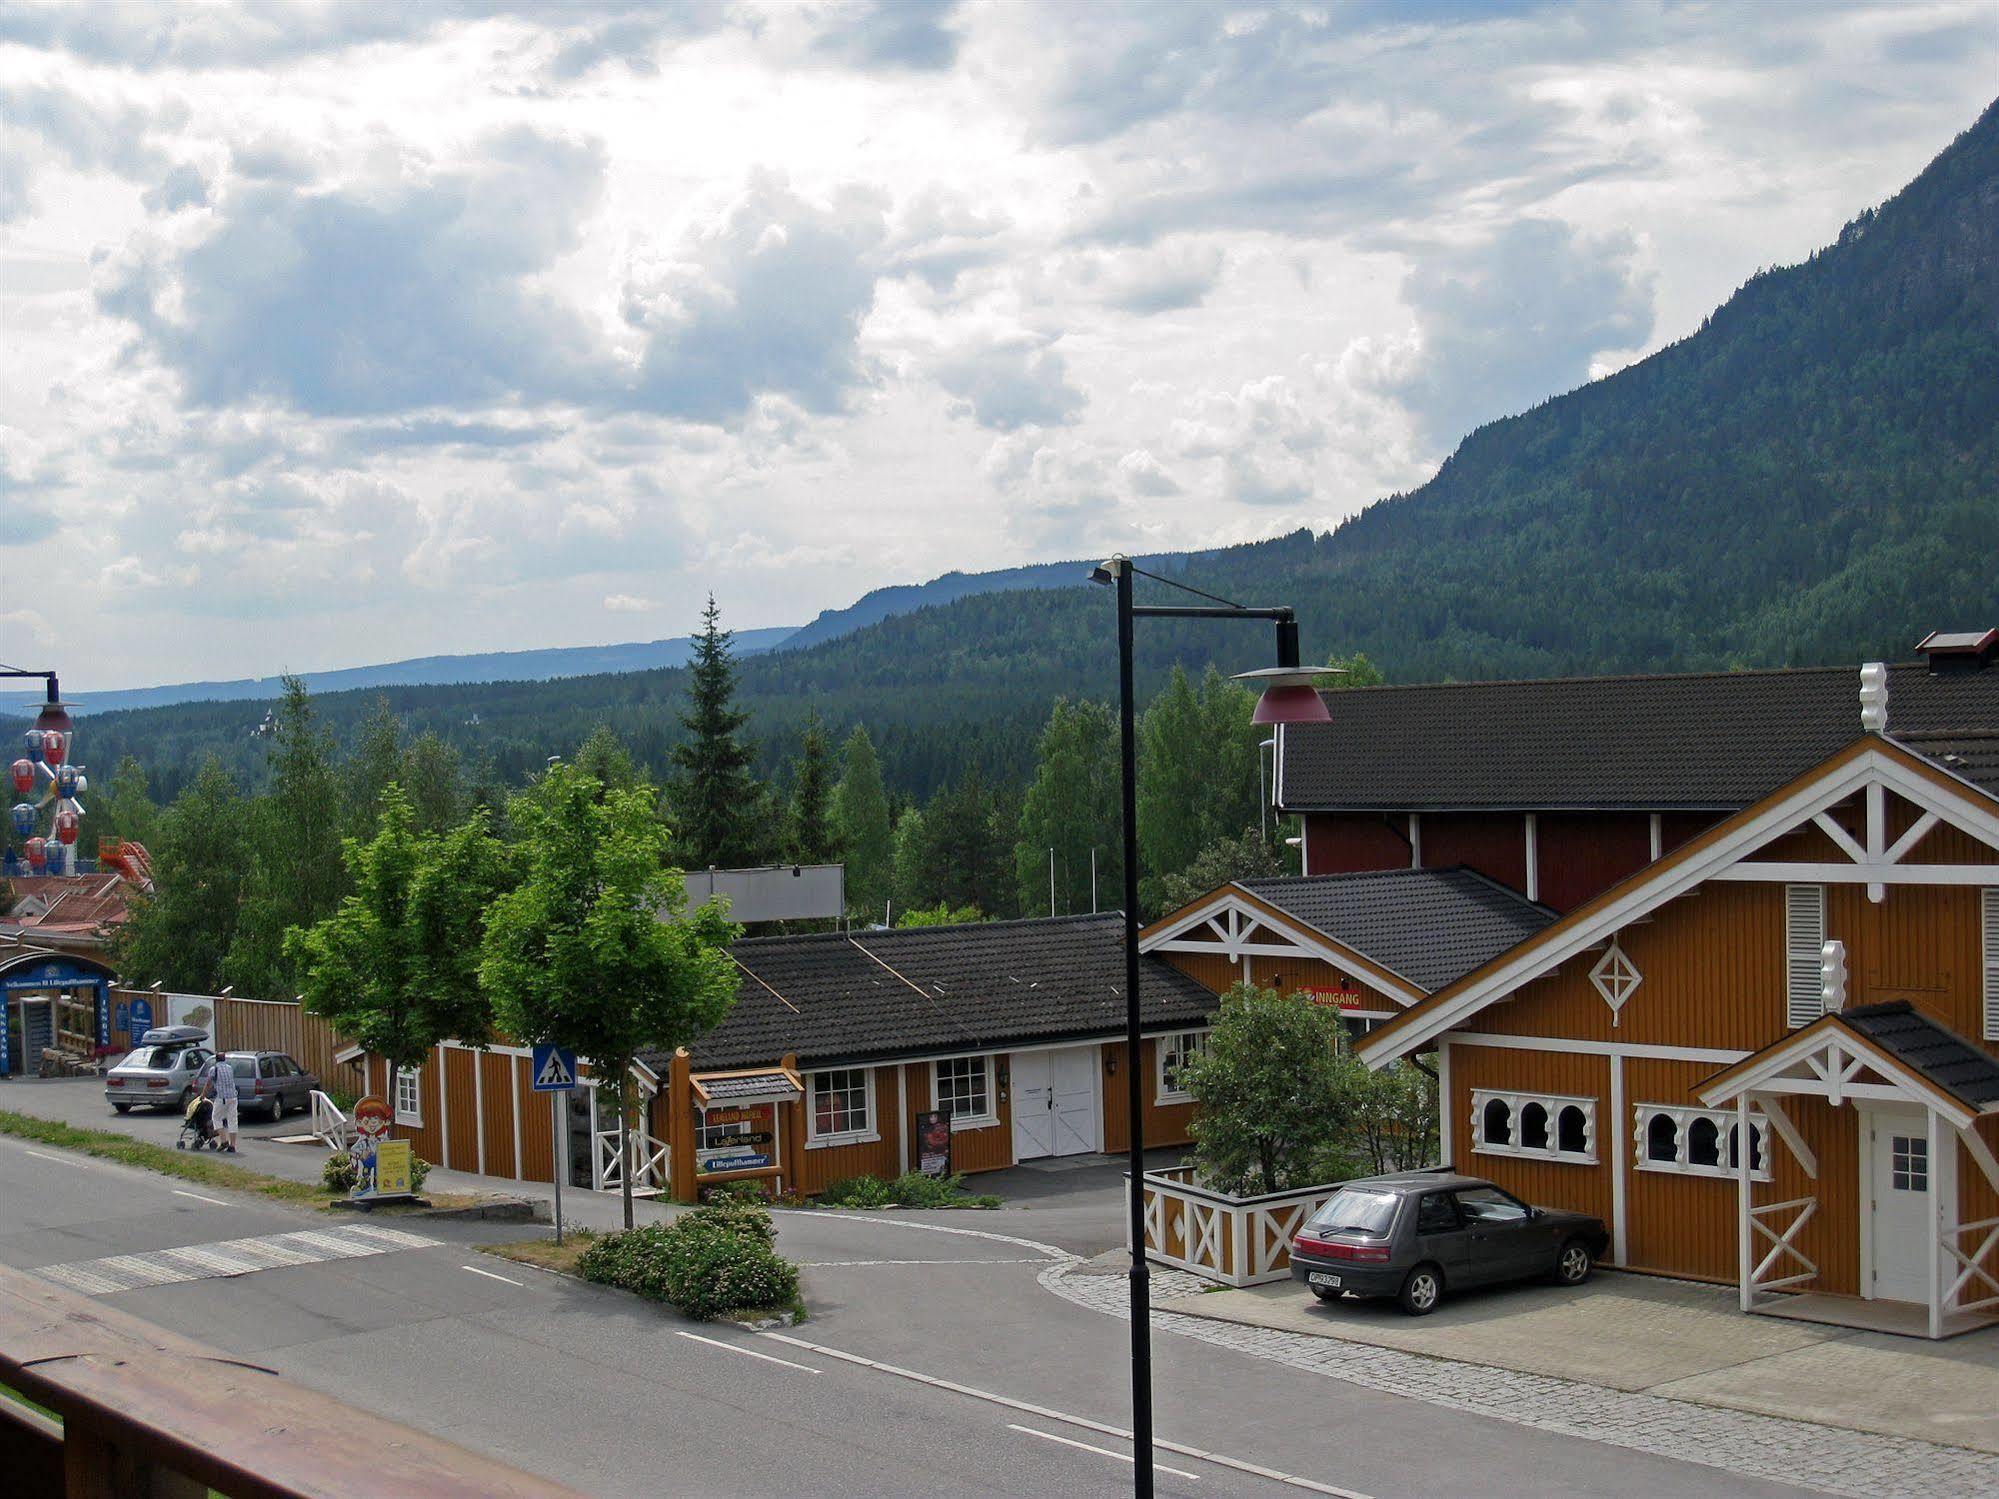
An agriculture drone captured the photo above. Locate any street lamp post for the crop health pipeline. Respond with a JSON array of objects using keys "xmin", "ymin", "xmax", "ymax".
[{"xmin": 1091, "ymin": 556, "xmax": 1331, "ymax": 1496}]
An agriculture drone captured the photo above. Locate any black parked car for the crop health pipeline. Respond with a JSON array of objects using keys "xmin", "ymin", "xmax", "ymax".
[{"xmin": 1290, "ymin": 1171, "xmax": 1610, "ymax": 1316}]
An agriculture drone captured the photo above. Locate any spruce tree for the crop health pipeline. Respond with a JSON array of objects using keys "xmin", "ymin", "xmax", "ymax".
[
  {"xmin": 226, "ymin": 677, "xmax": 347, "ymax": 997},
  {"xmin": 668, "ymin": 596, "xmax": 767, "ymax": 868},
  {"xmin": 787, "ymin": 711, "xmax": 836, "ymax": 863},
  {"xmin": 833, "ymin": 726, "xmax": 893, "ymax": 920}
]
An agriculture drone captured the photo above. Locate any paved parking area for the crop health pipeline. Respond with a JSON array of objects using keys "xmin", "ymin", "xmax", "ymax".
[
  {"xmin": 1048, "ymin": 1259, "xmax": 1999, "ymax": 1499},
  {"xmin": 1149, "ymin": 1270, "xmax": 1999, "ymax": 1457}
]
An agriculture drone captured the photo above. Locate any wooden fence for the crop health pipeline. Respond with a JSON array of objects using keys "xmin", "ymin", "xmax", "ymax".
[{"xmin": 112, "ymin": 989, "xmax": 359, "ymax": 1092}]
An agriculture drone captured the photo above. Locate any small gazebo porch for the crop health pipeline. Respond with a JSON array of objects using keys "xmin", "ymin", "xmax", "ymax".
[{"xmin": 1700, "ymin": 1001, "xmax": 1999, "ymax": 1341}]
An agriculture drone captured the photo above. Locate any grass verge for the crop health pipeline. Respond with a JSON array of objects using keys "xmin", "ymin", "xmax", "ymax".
[
  {"xmin": 482, "ymin": 1233, "xmax": 600, "ymax": 1276},
  {"xmin": 0, "ymin": 1109, "xmax": 333, "ymax": 1206},
  {"xmin": 0, "ymin": 1109, "xmax": 514, "ymax": 1218}
]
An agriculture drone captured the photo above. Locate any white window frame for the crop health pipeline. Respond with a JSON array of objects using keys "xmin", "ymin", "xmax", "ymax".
[
  {"xmin": 806, "ymin": 1067, "xmax": 878, "ymax": 1148},
  {"xmin": 1154, "ymin": 1029, "xmax": 1209, "ymax": 1104},
  {"xmin": 1469, "ymin": 1089, "xmax": 1597, "ymax": 1165},
  {"xmin": 1634, "ymin": 1104, "xmax": 1772, "ymax": 1182},
  {"xmin": 930, "ymin": 1055, "xmax": 998, "ymax": 1130},
  {"xmin": 394, "ymin": 1064, "xmax": 423, "ymax": 1127}
]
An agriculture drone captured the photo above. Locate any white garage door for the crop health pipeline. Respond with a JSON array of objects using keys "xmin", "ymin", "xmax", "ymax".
[{"xmin": 1011, "ymin": 1048, "xmax": 1098, "ymax": 1161}]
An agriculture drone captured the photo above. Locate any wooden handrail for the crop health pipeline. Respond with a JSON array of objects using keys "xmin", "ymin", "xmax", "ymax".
[{"xmin": 0, "ymin": 1265, "xmax": 579, "ymax": 1499}]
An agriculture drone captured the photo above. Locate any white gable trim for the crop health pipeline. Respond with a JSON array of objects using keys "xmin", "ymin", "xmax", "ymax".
[
  {"xmin": 1696, "ymin": 1021, "xmax": 1979, "ymax": 1131},
  {"xmin": 1713, "ymin": 753, "xmax": 1999, "ymax": 899},
  {"xmin": 1359, "ymin": 743, "xmax": 1999, "ymax": 1066},
  {"xmin": 1139, "ymin": 887, "xmax": 1425, "ymax": 1005}
]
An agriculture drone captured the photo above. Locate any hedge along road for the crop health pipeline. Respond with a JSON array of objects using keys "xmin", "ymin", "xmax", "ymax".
[{"xmin": 0, "ymin": 1083, "xmax": 1817, "ymax": 1496}]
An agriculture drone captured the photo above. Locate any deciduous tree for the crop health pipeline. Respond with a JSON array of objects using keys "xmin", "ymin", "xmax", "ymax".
[
  {"xmin": 480, "ymin": 764, "xmax": 738, "ymax": 1227},
  {"xmin": 1179, "ymin": 982, "xmax": 1353, "ymax": 1195},
  {"xmin": 1013, "ymin": 698, "xmax": 1118, "ymax": 917},
  {"xmin": 289, "ymin": 786, "xmax": 512, "ymax": 1122}
]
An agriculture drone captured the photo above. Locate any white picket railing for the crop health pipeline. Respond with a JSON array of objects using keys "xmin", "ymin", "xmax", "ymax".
[
  {"xmin": 308, "ymin": 1090, "xmax": 357, "ymax": 1153},
  {"xmin": 1131, "ymin": 1165, "xmax": 1343, "ymax": 1287},
  {"xmin": 594, "ymin": 1128, "xmax": 669, "ymax": 1197}
]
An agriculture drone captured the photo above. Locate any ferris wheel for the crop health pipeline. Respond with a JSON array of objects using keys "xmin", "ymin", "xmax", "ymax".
[{"xmin": 4, "ymin": 672, "xmax": 82, "ymax": 877}]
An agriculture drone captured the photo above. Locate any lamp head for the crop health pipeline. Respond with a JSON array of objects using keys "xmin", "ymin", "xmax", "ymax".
[
  {"xmin": 1231, "ymin": 665, "xmax": 1341, "ymax": 725},
  {"xmin": 1089, "ymin": 557, "xmax": 1121, "ymax": 587}
]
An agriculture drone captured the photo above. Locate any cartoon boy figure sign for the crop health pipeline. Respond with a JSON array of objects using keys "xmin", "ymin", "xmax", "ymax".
[{"xmin": 349, "ymin": 1096, "xmax": 394, "ymax": 1198}]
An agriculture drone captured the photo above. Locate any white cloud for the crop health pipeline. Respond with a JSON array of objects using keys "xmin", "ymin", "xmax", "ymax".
[
  {"xmin": 0, "ymin": 0, "xmax": 1989, "ymax": 687},
  {"xmin": 603, "ymin": 592, "xmax": 654, "ymax": 612}
]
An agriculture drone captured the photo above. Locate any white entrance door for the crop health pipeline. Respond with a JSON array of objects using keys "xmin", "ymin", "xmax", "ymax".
[
  {"xmin": 1011, "ymin": 1048, "xmax": 1098, "ymax": 1161},
  {"xmin": 1867, "ymin": 1111, "xmax": 1938, "ymax": 1303}
]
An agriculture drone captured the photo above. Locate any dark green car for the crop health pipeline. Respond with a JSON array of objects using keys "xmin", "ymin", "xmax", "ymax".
[{"xmin": 1289, "ymin": 1171, "xmax": 1610, "ymax": 1316}]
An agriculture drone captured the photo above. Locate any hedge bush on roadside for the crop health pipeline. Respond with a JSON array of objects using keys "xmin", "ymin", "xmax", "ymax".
[
  {"xmin": 821, "ymin": 1173, "xmax": 896, "ymax": 1208},
  {"xmin": 820, "ymin": 1171, "xmax": 999, "ymax": 1209},
  {"xmin": 577, "ymin": 1199, "xmax": 798, "ymax": 1321}
]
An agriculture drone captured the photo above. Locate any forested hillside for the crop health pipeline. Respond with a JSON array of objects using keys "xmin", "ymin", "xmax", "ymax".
[{"xmin": 37, "ymin": 101, "xmax": 1999, "ymax": 807}]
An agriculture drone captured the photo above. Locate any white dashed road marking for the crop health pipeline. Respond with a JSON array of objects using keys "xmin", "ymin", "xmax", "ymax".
[
  {"xmin": 461, "ymin": 1264, "xmax": 524, "ymax": 1286},
  {"xmin": 674, "ymin": 1329, "xmax": 822, "ymax": 1373},
  {"xmin": 172, "ymin": 1189, "xmax": 228, "ymax": 1206},
  {"xmin": 1008, "ymin": 1423, "xmax": 1202, "ymax": 1482},
  {"xmin": 33, "ymin": 1224, "xmax": 441, "ymax": 1296},
  {"xmin": 762, "ymin": 1329, "xmax": 1369, "ymax": 1498}
]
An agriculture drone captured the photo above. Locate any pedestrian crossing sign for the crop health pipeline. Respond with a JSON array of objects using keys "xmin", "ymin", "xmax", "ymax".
[{"xmin": 531, "ymin": 1044, "xmax": 578, "ymax": 1093}]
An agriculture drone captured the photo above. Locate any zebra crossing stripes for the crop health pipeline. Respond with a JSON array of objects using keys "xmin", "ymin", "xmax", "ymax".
[{"xmin": 33, "ymin": 1223, "xmax": 441, "ymax": 1296}]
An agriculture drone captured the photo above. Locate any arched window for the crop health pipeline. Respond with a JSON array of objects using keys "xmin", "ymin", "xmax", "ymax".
[
  {"xmin": 1687, "ymin": 1116, "xmax": 1721, "ymax": 1168},
  {"xmin": 1471, "ymin": 1090, "xmax": 1595, "ymax": 1163},
  {"xmin": 1557, "ymin": 1105, "xmax": 1589, "ymax": 1156},
  {"xmin": 1519, "ymin": 1101, "xmax": 1549, "ymax": 1151},
  {"xmin": 1646, "ymin": 1112, "xmax": 1679, "ymax": 1163}
]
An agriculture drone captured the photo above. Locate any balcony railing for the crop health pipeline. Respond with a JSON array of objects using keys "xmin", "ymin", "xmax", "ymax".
[{"xmin": 0, "ymin": 1263, "xmax": 577, "ymax": 1498}]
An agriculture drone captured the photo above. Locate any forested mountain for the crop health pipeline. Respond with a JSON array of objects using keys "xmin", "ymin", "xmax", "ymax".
[
  {"xmin": 0, "ymin": 625, "xmax": 799, "ymax": 717},
  {"xmin": 33, "ymin": 101, "xmax": 1999, "ymax": 807}
]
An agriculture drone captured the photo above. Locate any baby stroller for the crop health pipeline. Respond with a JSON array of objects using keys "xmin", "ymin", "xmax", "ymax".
[{"xmin": 177, "ymin": 1092, "xmax": 219, "ymax": 1151}]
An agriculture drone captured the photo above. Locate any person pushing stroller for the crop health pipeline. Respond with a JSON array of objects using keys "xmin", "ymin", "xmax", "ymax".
[{"xmin": 196, "ymin": 1052, "xmax": 240, "ymax": 1153}]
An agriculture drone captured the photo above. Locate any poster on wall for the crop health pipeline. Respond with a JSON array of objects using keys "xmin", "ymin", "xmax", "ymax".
[
  {"xmin": 696, "ymin": 1102, "xmax": 776, "ymax": 1176},
  {"xmin": 914, "ymin": 1109, "xmax": 951, "ymax": 1178}
]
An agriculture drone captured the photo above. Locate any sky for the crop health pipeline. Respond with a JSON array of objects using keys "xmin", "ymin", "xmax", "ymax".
[{"xmin": 2, "ymin": 1, "xmax": 1993, "ymax": 691}]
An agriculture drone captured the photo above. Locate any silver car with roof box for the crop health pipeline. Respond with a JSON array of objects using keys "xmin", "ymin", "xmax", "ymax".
[{"xmin": 104, "ymin": 1026, "xmax": 214, "ymax": 1114}]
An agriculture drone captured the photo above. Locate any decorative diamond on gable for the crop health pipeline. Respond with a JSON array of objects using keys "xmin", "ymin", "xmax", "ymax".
[{"xmin": 1590, "ymin": 942, "xmax": 1642, "ymax": 1026}]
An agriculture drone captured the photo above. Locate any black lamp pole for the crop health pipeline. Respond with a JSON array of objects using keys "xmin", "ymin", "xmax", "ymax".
[{"xmin": 1100, "ymin": 557, "xmax": 1304, "ymax": 1497}]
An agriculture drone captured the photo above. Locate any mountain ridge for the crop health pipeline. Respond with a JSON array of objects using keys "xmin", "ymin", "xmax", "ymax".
[{"xmin": 36, "ymin": 100, "xmax": 1999, "ymax": 805}]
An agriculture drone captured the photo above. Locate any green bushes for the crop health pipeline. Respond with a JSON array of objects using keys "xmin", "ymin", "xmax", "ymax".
[
  {"xmin": 820, "ymin": 1171, "xmax": 1000, "ymax": 1209},
  {"xmin": 577, "ymin": 1198, "xmax": 800, "ymax": 1321}
]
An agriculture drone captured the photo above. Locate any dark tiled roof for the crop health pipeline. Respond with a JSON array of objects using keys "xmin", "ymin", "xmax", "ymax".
[
  {"xmin": 1236, "ymin": 868, "xmax": 1556, "ymax": 992},
  {"xmin": 1278, "ymin": 662, "xmax": 1999, "ymax": 812},
  {"xmin": 696, "ymin": 1071, "xmax": 800, "ymax": 1102},
  {"xmin": 660, "ymin": 914, "xmax": 1218, "ymax": 1072},
  {"xmin": 1842, "ymin": 1001, "xmax": 1999, "ymax": 1108}
]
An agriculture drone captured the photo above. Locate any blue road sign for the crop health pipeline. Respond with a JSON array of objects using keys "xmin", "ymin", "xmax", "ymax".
[{"xmin": 531, "ymin": 1044, "xmax": 578, "ymax": 1092}]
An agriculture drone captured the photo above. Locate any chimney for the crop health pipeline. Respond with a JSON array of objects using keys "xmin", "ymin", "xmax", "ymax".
[
  {"xmin": 1858, "ymin": 662, "xmax": 1889, "ymax": 734},
  {"xmin": 1914, "ymin": 628, "xmax": 1999, "ymax": 675}
]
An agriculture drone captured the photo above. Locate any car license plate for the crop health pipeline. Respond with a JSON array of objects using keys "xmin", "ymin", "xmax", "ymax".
[{"xmin": 1307, "ymin": 1271, "xmax": 1342, "ymax": 1288}]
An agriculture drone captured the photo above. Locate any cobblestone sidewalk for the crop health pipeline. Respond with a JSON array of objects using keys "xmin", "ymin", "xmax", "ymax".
[{"xmin": 1042, "ymin": 1260, "xmax": 1999, "ymax": 1499}]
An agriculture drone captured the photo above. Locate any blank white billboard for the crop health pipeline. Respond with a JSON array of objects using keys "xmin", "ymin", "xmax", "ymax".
[{"xmin": 678, "ymin": 863, "xmax": 845, "ymax": 923}]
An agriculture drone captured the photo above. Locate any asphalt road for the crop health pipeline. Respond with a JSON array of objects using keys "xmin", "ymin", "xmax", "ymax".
[{"xmin": 0, "ymin": 1079, "xmax": 1826, "ymax": 1498}]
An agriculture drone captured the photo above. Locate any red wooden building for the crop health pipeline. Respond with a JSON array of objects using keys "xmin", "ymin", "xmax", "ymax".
[{"xmin": 1276, "ymin": 636, "xmax": 1999, "ymax": 912}]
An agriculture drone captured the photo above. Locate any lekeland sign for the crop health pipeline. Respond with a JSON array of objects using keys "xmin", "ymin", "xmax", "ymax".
[{"xmin": 696, "ymin": 1102, "xmax": 776, "ymax": 1175}]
